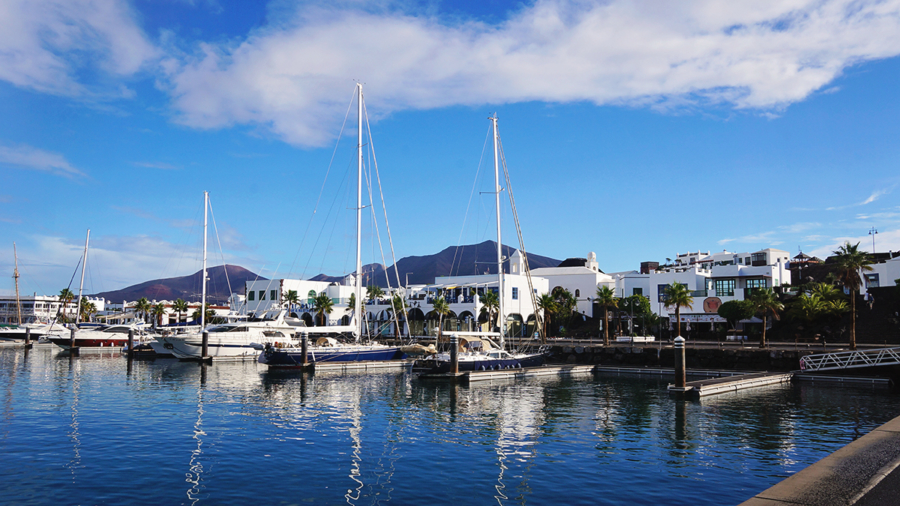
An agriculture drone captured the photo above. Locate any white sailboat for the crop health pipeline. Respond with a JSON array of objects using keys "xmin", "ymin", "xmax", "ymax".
[
  {"xmin": 417, "ymin": 115, "xmax": 546, "ymax": 373},
  {"xmin": 258, "ymin": 84, "xmax": 404, "ymax": 367},
  {"xmin": 158, "ymin": 192, "xmax": 299, "ymax": 360}
]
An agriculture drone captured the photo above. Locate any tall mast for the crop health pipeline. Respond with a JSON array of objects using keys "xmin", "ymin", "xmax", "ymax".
[
  {"xmin": 355, "ymin": 83, "xmax": 363, "ymax": 342},
  {"xmin": 75, "ymin": 229, "xmax": 90, "ymax": 324},
  {"xmin": 201, "ymin": 191, "xmax": 209, "ymax": 331},
  {"xmin": 13, "ymin": 243, "xmax": 22, "ymax": 326},
  {"xmin": 491, "ymin": 114, "xmax": 505, "ymax": 349}
]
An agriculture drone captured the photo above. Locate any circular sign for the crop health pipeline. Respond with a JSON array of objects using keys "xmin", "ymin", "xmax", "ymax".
[{"xmin": 703, "ymin": 297, "xmax": 722, "ymax": 313}]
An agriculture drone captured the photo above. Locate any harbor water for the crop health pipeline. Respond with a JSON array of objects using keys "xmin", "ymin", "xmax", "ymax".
[{"xmin": 2, "ymin": 345, "xmax": 899, "ymax": 505}]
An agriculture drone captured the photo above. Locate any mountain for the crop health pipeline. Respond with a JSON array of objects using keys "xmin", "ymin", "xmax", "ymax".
[
  {"xmin": 92, "ymin": 265, "xmax": 266, "ymax": 305},
  {"xmin": 312, "ymin": 241, "xmax": 561, "ymax": 287},
  {"xmin": 91, "ymin": 242, "xmax": 560, "ymax": 302}
]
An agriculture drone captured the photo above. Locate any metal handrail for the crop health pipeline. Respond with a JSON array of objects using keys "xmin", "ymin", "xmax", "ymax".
[{"xmin": 799, "ymin": 347, "xmax": 900, "ymax": 372}]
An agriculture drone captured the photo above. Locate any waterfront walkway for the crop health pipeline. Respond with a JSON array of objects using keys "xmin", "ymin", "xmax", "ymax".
[{"xmin": 740, "ymin": 414, "xmax": 900, "ymax": 506}]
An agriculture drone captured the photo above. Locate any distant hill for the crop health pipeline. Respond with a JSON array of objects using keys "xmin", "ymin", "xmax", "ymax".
[
  {"xmin": 91, "ymin": 242, "xmax": 560, "ymax": 302},
  {"xmin": 310, "ymin": 241, "xmax": 561, "ymax": 287},
  {"xmin": 92, "ymin": 265, "xmax": 266, "ymax": 305}
]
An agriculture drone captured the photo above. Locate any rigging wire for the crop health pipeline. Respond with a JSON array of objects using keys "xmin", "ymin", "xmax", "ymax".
[
  {"xmin": 363, "ymin": 97, "xmax": 410, "ymax": 341},
  {"xmin": 287, "ymin": 88, "xmax": 356, "ymax": 281},
  {"xmin": 208, "ymin": 197, "xmax": 234, "ymax": 306},
  {"xmin": 450, "ymin": 122, "xmax": 493, "ymax": 277},
  {"xmin": 498, "ymin": 134, "xmax": 543, "ymax": 344}
]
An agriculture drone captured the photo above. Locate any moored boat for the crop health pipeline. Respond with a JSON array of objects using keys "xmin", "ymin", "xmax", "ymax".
[{"xmin": 48, "ymin": 324, "xmax": 146, "ymax": 349}]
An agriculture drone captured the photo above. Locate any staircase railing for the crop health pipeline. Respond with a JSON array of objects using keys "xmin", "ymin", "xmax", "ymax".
[{"xmin": 799, "ymin": 347, "xmax": 900, "ymax": 372}]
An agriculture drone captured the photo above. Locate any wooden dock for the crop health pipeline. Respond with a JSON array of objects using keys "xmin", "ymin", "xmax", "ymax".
[
  {"xmin": 418, "ymin": 364, "xmax": 596, "ymax": 384},
  {"xmin": 313, "ymin": 360, "xmax": 413, "ymax": 374},
  {"xmin": 670, "ymin": 371, "xmax": 794, "ymax": 398}
]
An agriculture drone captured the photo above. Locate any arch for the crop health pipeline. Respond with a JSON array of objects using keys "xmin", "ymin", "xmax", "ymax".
[
  {"xmin": 407, "ymin": 307, "xmax": 426, "ymax": 336},
  {"xmin": 301, "ymin": 313, "xmax": 314, "ymax": 327},
  {"xmin": 458, "ymin": 311, "xmax": 475, "ymax": 332},
  {"xmin": 307, "ymin": 290, "xmax": 317, "ymax": 304},
  {"xmin": 525, "ymin": 314, "xmax": 538, "ymax": 337},
  {"xmin": 339, "ymin": 314, "xmax": 350, "ymax": 326},
  {"xmin": 507, "ymin": 313, "xmax": 524, "ymax": 337},
  {"xmin": 575, "ymin": 289, "xmax": 580, "ymax": 297}
]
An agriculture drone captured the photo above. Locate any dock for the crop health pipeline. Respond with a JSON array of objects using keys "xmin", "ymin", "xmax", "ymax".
[
  {"xmin": 670, "ymin": 371, "xmax": 794, "ymax": 397},
  {"xmin": 419, "ymin": 364, "xmax": 597, "ymax": 384}
]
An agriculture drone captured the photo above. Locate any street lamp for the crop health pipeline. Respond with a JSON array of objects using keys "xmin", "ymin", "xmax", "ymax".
[{"xmin": 869, "ymin": 227, "xmax": 878, "ymax": 254}]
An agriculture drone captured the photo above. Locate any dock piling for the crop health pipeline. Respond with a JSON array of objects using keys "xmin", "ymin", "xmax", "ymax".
[
  {"xmin": 301, "ymin": 331, "xmax": 308, "ymax": 366},
  {"xmin": 127, "ymin": 329, "xmax": 134, "ymax": 359},
  {"xmin": 69, "ymin": 327, "xmax": 79, "ymax": 355},
  {"xmin": 450, "ymin": 334, "xmax": 459, "ymax": 374},
  {"xmin": 24, "ymin": 327, "xmax": 32, "ymax": 349},
  {"xmin": 674, "ymin": 336, "xmax": 686, "ymax": 389},
  {"xmin": 201, "ymin": 330, "xmax": 209, "ymax": 360}
]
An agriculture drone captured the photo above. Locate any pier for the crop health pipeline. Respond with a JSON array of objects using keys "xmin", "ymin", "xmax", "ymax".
[{"xmin": 671, "ymin": 371, "xmax": 794, "ymax": 397}]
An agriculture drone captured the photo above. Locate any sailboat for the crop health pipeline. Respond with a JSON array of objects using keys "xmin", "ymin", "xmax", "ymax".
[
  {"xmin": 157, "ymin": 192, "xmax": 298, "ymax": 360},
  {"xmin": 257, "ymin": 84, "xmax": 404, "ymax": 367},
  {"xmin": 0, "ymin": 243, "xmax": 66, "ymax": 342},
  {"xmin": 417, "ymin": 115, "xmax": 546, "ymax": 373}
]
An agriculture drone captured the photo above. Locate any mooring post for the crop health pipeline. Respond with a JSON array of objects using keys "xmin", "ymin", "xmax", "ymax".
[
  {"xmin": 450, "ymin": 333, "xmax": 459, "ymax": 374},
  {"xmin": 301, "ymin": 331, "xmax": 309, "ymax": 366},
  {"xmin": 674, "ymin": 336, "xmax": 686, "ymax": 389},
  {"xmin": 69, "ymin": 327, "xmax": 77, "ymax": 354},
  {"xmin": 24, "ymin": 327, "xmax": 32, "ymax": 348},
  {"xmin": 201, "ymin": 330, "xmax": 209, "ymax": 360},
  {"xmin": 127, "ymin": 329, "xmax": 135, "ymax": 359}
]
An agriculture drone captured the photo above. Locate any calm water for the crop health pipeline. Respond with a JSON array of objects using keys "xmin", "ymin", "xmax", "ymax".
[{"xmin": 2, "ymin": 346, "xmax": 899, "ymax": 506}]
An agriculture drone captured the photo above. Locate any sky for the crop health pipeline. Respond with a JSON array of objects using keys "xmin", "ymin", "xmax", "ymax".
[{"xmin": 2, "ymin": 0, "xmax": 900, "ymax": 297}]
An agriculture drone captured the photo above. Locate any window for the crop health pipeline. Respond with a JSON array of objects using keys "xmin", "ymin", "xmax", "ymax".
[
  {"xmin": 715, "ymin": 279, "xmax": 735, "ymax": 297},
  {"xmin": 259, "ymin": 290, "xmax": 266, "ymax": 301},
  {"xmin": 633, "ymin": 288, "xmax": 643, "ymax": 296},
  {"xmin": 574, "ymin": 289, "xmax": 580, "ymax": 297},
  {"xmin": 745, "ymin": 279, "xmax": 767, "ymax": 289},
  {"xmin": 751, "ymin": 253, "xmax": 766, "ymax": 266},
  {"xmin": 248, "ymin": 291, "xmax": 255, "ymax": 301},
  {"xmin": 657, "ymin": 284, "xmax": 669, "ymax": 302},
  {"xmin": 512, "ymin": 287, "xmax": 519, "ymax": 300},
  {"xmin": 865, "ymin": 273, "xmax": 880, "ymax": 288},
  {"xmin": 270, "ymin": 290, "xmax": 277, "ymax": 301}
]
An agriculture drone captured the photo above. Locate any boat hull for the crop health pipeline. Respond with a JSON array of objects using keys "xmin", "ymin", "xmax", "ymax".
[
  {"xmin": 161, "ymin": 337, "xmax": 262, "ymax": 360},
  {"xmin": 259, "ymin": 346, "xmax": 405, "ymax": 367},
  {"xmin": 418, "ymin": 352, "xmax": 545, "ymax": 374},
  {"xmin": 48, "ymin": 337, "xmax": 128, "ymax": 349}
]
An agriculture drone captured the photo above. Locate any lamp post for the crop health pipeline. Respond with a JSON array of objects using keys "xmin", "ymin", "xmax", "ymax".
[{"xmin": 869, "ymin": 227, "xmax": 878, "ymax": 254}]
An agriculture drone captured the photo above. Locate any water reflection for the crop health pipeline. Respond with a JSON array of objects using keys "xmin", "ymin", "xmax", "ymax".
[{"xmin": 186, "ymin": 364, "xmax": 206, "ymax": 505}]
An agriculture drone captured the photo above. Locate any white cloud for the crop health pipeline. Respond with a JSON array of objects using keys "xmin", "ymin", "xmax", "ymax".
[
  {"xmin": 0, "ymin": 234, "xmax": 261, "ymax": 296},
  {"xmin": 161, "ymin": 0, "xmax": 900, "ymax": 146},
  {"xmin": 807, "ymin": 229, "xmax": 900, "ymax": 259},
  {"xmin": 827, "ymin": 185, "xmax": 896, "ymax": 210},
  {"xmin": 0, "ymin": 144, "xmax": 85, "ymax": 177},
  {"xmin": 718, "ymin": 231, "xmax": 776, "ymax": 246},
  {"xmin": 0, "ymin": 0, "xmax": 158, "ymax": 96}
]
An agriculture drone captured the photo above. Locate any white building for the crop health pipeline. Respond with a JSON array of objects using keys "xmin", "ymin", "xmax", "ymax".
[
  {"xmin": 863, "ymin": 252, "xmax": 900, "ymax": 292},
  {"xmin": 0, "ymin": 294, "xmax": 103, "ymax": 324},
  {"xmin": 530, "ymin": 252, "xmax": 615, "ymax": 318}
]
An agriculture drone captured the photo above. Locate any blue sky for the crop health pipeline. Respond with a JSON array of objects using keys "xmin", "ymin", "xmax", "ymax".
[{"xmin": 2, "ymin": 0, "xmax": 900, "ymax": 296}]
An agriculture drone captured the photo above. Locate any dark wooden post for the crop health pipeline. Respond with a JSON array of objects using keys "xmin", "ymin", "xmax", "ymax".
[
  {"xmin": 201, "ymin": 330, "xmax": 209, "ymax": 360},
  {"xmin": 301, "ymin": 331, "xmax": 309, "ymax": 366},
  {"xmin": 450, "ymin": 334, "xmax": 459, "ymax": 374},
  {"xmin": 69, "ymin": 327, "xmax": 76, "ymax": 351},
  {"xmin": 674, "ymin": 336, "xmax": 685, "ymax": 389},
  {"xmin": 127, "ymin": 329, "xmax": 135, "ymax": 359},
  {"xmin": 24, "ymin": 327, "xmax": 32, "ymax": 349}
]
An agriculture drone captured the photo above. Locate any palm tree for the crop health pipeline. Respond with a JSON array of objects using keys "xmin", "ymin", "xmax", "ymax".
[
  {"xmin": 59, "ymin": 288, "xmax": 75, "ymax": 321},
  {"xmin": 135, "ymin": 297, "xmax": 151, "ymax": 325},
  {"xmin": 347, "ymin": 293, "xmax": 356, "ymax": 314},
  {"xmin": 551, "ymin": 286, "xmax": 577, "ymax": 335},
  {"xmin": 151, "ymin": 302, "xmax": 167, "ymax": 328},
  {"xmin": 833, "ymin": 241, "xmax": 873, "ymax": 350},
  {"xmin": 367, "ymin": 285, "xmax": 384, "ymax": 303},
  {"xmin": 79, "ymin": 298, "xmax": 97, "ymax": 323},
  {"xmin": 191, "ymin": 303, "xmax": 214, "ymax": 323},
  {"xmin": 750, "ymin": 288, "xmax": 783, "ymax": 348},
  {"xmin": 664, "ymin": 283, "xmax": 694, "ymax": 338},
  {"xmin": 788, "ymin": 293, "xmax": 826, "ymax": 339},
  {"xmin": 313, "ymin": 293, "xmax": 334, "ymax": 326},
  {"xmin": 431, "ymin": 295, "xmax": 450, "ymax": 343},
  {"xmin": 282, "ymin": 289, "xmax": 299, "ymax": 311},
  {"xmin": 536, "ymin": 293, "xmax": 556, "ymax": 343},
  {"xmin": 479, "ymin": 290, "xmax": 500, "ymax": 331},
  {"xmin": 595, "ymin": 285, "xmax": 617, "ymax": 346},
  {"xmin": 173, "ymin": 298, "xmax": 188, "ymax": 323}
]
